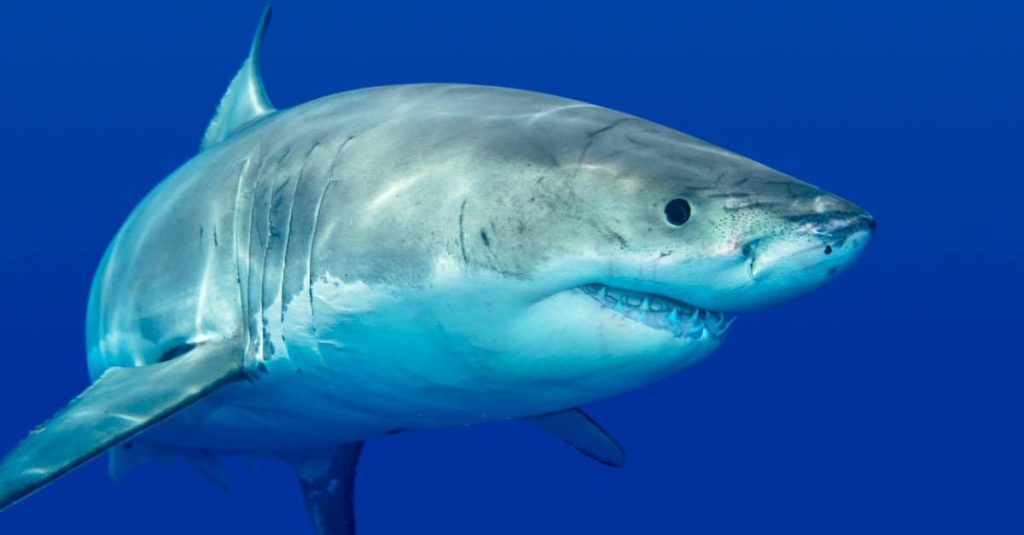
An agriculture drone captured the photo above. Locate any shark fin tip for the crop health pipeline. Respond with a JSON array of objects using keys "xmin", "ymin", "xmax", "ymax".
[{"xmin": 200, "ymin": 6, "xmax": 277, "ymax": 151}]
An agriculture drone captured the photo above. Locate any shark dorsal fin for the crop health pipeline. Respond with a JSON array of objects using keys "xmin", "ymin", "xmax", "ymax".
[{"xmin": 200, "ymin": 6, "xmax": 276, "ymax": 151}]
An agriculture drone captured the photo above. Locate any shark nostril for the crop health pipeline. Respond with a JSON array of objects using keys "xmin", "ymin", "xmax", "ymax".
[
  {"xmin": 824, "ymin": 245, "xmax": 833, "ymax": 255},
  {"xmin": 867, "ymin": 218, "xmax": 877, "ymax": 234}
]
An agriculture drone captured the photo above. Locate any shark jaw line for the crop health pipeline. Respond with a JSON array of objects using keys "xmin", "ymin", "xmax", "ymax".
[{"xmin": 575, "ymin": 283, "xmax": 736, "ymax": 339}]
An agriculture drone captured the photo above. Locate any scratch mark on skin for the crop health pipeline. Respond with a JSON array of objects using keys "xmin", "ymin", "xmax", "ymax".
[
  {"xmin": 524, "ymin": 103, "xmax": 597, "ymax": 127},
  {"xmin": 213, "ymin": 225, "xmax": 219, "ymax": 247},
  {"xmin": 458, "ymin": 199, "xmax": 469, "ymax": 265},
  {"xmin": 705, "ymin": 192, "xmax": 751, "ymax": 199},
  {"xmin": 723, "ymin": 201, "xmax": 778, "ymax": 212},
  {"xmin": 606, "ymin": 230, "xmax": 628, "ymax": 249},
  {"xmin": 574, "ymin": 118, "xmax": 636, "ymax": 180},
  {"xmin": 625, "ymin": 135, "xmax": 651, "ymax": 149},
  {"xmin": 585, "ymin": 118, "xmax": 634, "ymax": 139},
  {"xmin": 480, "ymin": 229, "xmax": 490, "ymax": 247}
]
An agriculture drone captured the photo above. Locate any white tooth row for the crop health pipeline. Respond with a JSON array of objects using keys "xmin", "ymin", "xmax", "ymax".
[{"xmin": 580, "ymin": 284, "xmax": 736, "ymax": 338}]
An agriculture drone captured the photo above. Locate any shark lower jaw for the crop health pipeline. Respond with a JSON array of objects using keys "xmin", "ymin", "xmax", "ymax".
[{"xmin": 576, "ymin": 283, "xmax": 736, "ymax": 340}]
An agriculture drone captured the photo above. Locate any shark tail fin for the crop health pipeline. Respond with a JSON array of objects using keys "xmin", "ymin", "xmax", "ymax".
[
  {"xmin": 292, "ymin": 443, "xmax": 365, "ymax": 535},
  {"xmin": 200, "ymin": 5, "xmax": 277, "ymax": 151},
  {"xmin": 0, "ymin": 339, "xmax": 245, "ymax": 510}
]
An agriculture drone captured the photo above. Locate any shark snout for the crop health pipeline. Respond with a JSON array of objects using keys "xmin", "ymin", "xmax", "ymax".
[{"xmin": 735, "ymin": 203, "xmax": 874, "ymax": 310}]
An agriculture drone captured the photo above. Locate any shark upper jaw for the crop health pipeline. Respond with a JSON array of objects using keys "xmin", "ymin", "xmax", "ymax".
[{"xmin": 515, "ymin": 255, "xmax": 745, "ymax": 345}]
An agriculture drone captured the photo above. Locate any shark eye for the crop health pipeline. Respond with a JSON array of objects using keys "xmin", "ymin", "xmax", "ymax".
[{"xmin": 664, "ymin": 198, "xmax": 692, "ymax": 226}]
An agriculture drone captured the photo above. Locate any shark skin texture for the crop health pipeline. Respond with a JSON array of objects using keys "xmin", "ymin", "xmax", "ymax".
[{"xmin": 0, "ymin": 7, "xmax": 874, "ymax": 534}]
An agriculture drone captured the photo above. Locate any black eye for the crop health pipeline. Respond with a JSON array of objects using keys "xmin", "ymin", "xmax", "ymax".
[{"xmin": 664, "ymin": 198, "xmax": 691, "ymax": 226}]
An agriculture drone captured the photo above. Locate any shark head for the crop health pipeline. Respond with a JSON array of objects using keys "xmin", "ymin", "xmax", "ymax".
[{"xmin": 365, "ymin": 97, "xmax": 877, "ymax": 410}]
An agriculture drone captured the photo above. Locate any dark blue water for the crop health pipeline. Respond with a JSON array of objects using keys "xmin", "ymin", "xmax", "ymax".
[{"xmin": 0, "ymin": 1, "xmax": 1020, "ymax": 533}]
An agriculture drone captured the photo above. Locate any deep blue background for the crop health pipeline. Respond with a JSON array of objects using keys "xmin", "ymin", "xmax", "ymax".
[{"xmin": 1, "ymin": 0, "xmax": 1021, "ymax": 533}]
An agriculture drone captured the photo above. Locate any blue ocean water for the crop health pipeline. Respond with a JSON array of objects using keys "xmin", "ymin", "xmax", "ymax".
[{"xmin": 0, "ymin": 0, "xmax": 1020, "ymax": 533}]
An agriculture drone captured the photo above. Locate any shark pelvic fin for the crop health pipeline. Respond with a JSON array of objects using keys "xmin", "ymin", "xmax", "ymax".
[
  {"xmin": 200, "ymin": 5, "xmax": 276, "ymax": 151},
  {"xmin": 0, "ymin": 339, "xmax": 245, "ymax": 511},
  {"xmin": 292, "ymin": 443, "xmax": 365, "ymax": 535},
  {"xmin": 528, "ymin": 408, "xmax": 626, "ymax": 467},
  {"xmin": 108, "ymin": 440, "xmax": 174, "ymax": 482},
  {"xmin": 109, "ymin": 441, "xmax": 229, "ymax": 491},
  {"xmin": 183, "ymin": 449, "xmax": 231, "ymax": 491}
]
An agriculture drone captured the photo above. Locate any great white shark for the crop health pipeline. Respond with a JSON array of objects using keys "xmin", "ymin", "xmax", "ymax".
[{"xmin": 0, "ymin": 7, "xmax": 874, "ymax": 533}]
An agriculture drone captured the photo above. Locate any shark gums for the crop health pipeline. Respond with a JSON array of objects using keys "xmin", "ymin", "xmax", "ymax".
[{"xmin": 0, "ymin": 7, "xmax": 874, "ymax": 534}]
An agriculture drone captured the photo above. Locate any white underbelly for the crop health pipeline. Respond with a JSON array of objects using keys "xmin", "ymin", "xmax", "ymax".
[
  {"xmin": 142, "ymin": 269, "xmax": 716, "ymax": 454},
  {"xmin": 142, "ymin": 345, "xmax": 574, "ymax": 454}
]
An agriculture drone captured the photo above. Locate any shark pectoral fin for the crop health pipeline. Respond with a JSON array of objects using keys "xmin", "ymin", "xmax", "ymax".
[
  {"xmin": 200, "ymin": 5, "xmax": 276, "ymax": 151},
  {"xmin": 528, "ymin": 408, "xmax": 626, "ymax": 467},
  {"xmin": 292, "ymin": 443, "xmax": 365, "ymax": 535},
  {"xmin": 0, "ymin": 339, "xmax": 245, "ymax": 510}
]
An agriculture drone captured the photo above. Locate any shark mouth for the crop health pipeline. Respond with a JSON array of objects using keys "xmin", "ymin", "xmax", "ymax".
[{"xmin": 578, "ymin": 283, "xmax": 736, "ymax": 339}]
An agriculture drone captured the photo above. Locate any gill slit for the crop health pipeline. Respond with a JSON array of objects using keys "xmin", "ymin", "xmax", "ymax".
[
  {"xmin": 245, "ymin": 155, "xmax": 270, "ymax": 361},
  {"xmin": 307, "ymin": 136, "xmax": 354, "ymax": 338},
  {"xmin": 231, "ymin": 157, "xmax": 254, "ymax": 359},
  {"xmin": 278, "ymin": 143, "xmax": 320, "ymax": 323},
  {"xmin": 257, "ymin": 149, "xmax": 294, "ymax": 361}
]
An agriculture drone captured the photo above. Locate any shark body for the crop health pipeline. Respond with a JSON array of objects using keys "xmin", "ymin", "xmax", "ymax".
[{"xmin": 0, "ymin": 8, "xmax": 874, "ymax": 533}]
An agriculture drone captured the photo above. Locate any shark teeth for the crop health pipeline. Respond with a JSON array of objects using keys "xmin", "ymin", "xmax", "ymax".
[
  {"xmin": 707, "ymin": 314, "xmax": 737, "ymax": 337},
  {"xmin": 579, "ymin": 283, "xmax": 736, "ymax": 339}
]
